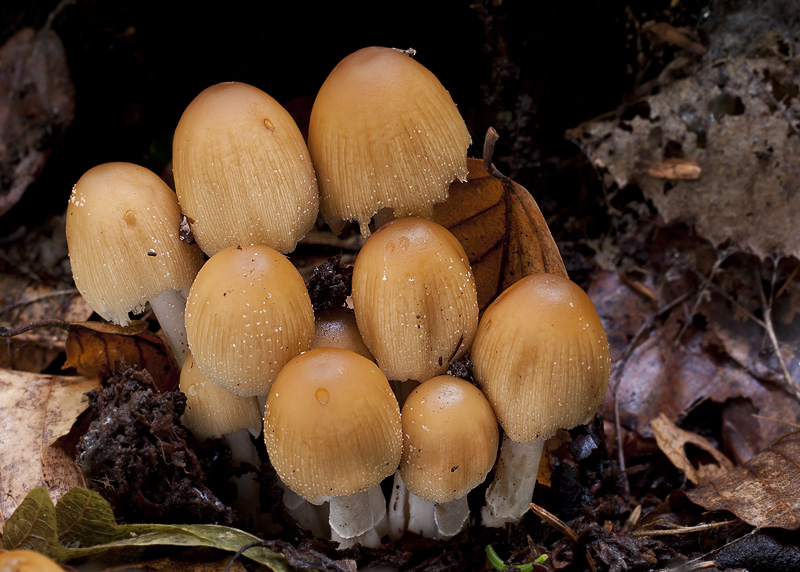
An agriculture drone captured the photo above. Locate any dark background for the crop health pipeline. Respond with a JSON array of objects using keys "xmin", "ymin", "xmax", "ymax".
[{"xmin": 1, "ymin": 0, "xmax": 704, "ymax": 234}]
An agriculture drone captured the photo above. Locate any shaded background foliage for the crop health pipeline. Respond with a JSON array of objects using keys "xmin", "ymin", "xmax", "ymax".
[{"xmin": 0, "ymin": 0, "xmax": 699, "ymax": 247}]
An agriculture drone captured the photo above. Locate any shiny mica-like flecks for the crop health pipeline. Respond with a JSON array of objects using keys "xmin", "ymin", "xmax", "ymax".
[
  {"xmin": 352, "ymin": 217, "xmax": 479, "ymax": 382},
  {"xmin": 400, "ymin": 375, "xmax": 498, "ymax": 504},
  {"xmin": 471, "ymin": 273, "xmax": 611, "ymax": 443},
  {"xmin": 185, "ymin": 244, "xmax": 315, "ymax": 397},
  {"xmin": 264, "ymin": 347, "xmax": 402, "ymax": 503},
  {"xmin": 173, "ymin": 82, "xmax": 319, "ymax": 256},
  {"xmin": 308, "ymin": 47, "xmax": 470, "ymax": 235},
  {"xmin": 66, "ymin": 162, "xmax": 204, "ymax": 325}
]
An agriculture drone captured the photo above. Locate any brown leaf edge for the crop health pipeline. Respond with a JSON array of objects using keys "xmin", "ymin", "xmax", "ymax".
[
  {"xmin": 650, "ymin": 413, "xmax": 735, "ymax": 486},
  {"xmin": 0, "ymin": 320, "xmax": 179, "ymax": 391},
  {"xmin": 686, "ymin": 431, "xmax": 800, "ymax": 530},
  {"xmin": 481, "ymin": 127, "xmax": 568, "ymax": 279},
  {"xmin": 434, "ymin": 127, "xmax": 567, "ymax": 311}
]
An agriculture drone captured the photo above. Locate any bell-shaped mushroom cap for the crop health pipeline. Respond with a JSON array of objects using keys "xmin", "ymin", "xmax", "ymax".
[
  {"xmin": 0, "ymin": 549, "xmax": 64, "ymax": 571},
  {"xmin": 264, "ymin": 347, "xmax": 402, "ymax": 504},
  {"xmin": 471, "ymin": 273, "xmax": 611, "ymax": 443},
  {"xmin": 312, "ymin": 307, "xmax": 374, "ymax": 361},
  {"xmin": 180, "ymin": 354, "xmax": 263, "ymax": 440},
  {"xmin": 352, "ymin": 217, "xmax": 479, "ymax": 382},
  {"xmin": 173, "ymin": 82, "xmax": 319, "ymax": 256},
  {"xmin": 308, "ymin": 46, "xmax": 470, "ymax": 235},
  {"xmin": 185, "ymin": 244, "xmax": 315, "ymax": 397},
  {"xmin": 66, "ymin": 162, "xmax": 205, "ymax": 325},
  {"xmin": 400, "ymin": 375, "xmax": 498, "ymax": 504}
]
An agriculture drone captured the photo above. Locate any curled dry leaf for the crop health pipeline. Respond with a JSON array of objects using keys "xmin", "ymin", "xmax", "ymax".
[
  {"xmin": 650, "ymin": 413, "xmax": 734, "ymax": 486},
  {"xmin": 0, "ymin": 369, "xmax": 98, "ymax": 528},
  {"xmin": 687, "ymin": 431, "xmax": 800, "ymax": 530},
  {"xmin": 61, "ymin": 321, "xmax": 179, "ymax": 392},
  {"xmin": 433, "ymin": 151, "xmax": 566, "ymax": 311}
]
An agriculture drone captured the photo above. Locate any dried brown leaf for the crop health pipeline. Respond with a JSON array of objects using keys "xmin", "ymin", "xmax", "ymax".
[
  {"xmin": 569, "ymin": 49, "xmax": 800, "ymax": 259},
  {"xmin": 0, "ymin": 27, "xmax": 75, "ymax": 216},
  {"xmin": 63, "ymin": 323, "xmax": 179, "ymax": 392},
  {"xmin": 0, "ymin": 275, "xmax": 92, "ymax": 373},
  {"xmin": 433, "ymin": 157, "xmax": 566, "ymax": 310},
  {"xmin": 687, "ymin": 431, "xmax": 800, "ymax": 530},
  {"xmin": 651, "ymin": 413, "xmax": 734, "ymax": 485},
  {"xmin": 605, "ymin": 300, "xmax": 800, "ymax": 447},
  {"xmin": 640, "ymin": 21, "xmax": 707, "ymax": 55},
  {"xmin": 0, "ymin": 369, "xmax": 98, "ymax": 528},
  {"xmin": 635, "ymin": 158, "xmax": 702, "ymax": 180}
]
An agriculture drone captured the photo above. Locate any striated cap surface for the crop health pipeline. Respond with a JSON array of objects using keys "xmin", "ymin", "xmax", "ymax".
[
  {"xmin": 174, "ymin": 81, "xmax": 319, "ymax": 256},
  {"xmin": 185, "ymin": 244, "xmax": 314, "ymax": 397},
  {"xmin": 308, "ymin": 47, "xmax": 470, "ymax": 235},
  {"xmin": 471, "ymin": 273, "xmax": 611, "ymax": 442},
  {"xmin": 352, "ymin": 217, "xmax": 479, "ymax": 382},
  {"xmin": 66, "ymin": 162, "xmax": 204, "ymax": 325},
  {"xmin": 264, "ymin": 347, "xmax": 402, "ymax": 503}
]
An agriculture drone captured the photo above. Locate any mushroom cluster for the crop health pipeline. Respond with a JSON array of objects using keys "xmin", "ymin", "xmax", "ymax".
[{"xmin": 66, "ymin": 45, "xmax": 611, "ymax": 549}]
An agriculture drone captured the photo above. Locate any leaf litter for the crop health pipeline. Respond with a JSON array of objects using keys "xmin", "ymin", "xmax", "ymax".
[{"xmin": 5, "ymin": 1, "xmax": 800, "ymax": 570}]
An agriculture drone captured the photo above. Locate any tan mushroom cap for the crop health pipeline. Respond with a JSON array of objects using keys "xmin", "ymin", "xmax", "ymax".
[
  {"xmin": 180, "ymin": 354, "xmax": 263, "ymax": 440},
  {"xmin": 185, "ymin": 244, "xmax": 314, "ymax": 397},
  {"xmin": 308, "ymin": 46, "xmax": 470, "ymax": 235},
  {"xmin": 264, "ymin": 347, "xmax": 402, "ymax": 503},
  {"xmin": 173, "ymin": 81, "xmax": 319, "ymax": 256},
  {"xmin": 471, "ymin": 273, "xmax": 611, "ymax": 443},
  {"xmin": 66, "ymin": 162, "xmax": 204, "ymax": 325},
  {"xmin": 352, "ymin": 217, "xmax": 479, "ymax": 382},
  {"xmin": 312, "ymin": 307, "xmax": 374, "ymax": 361},
  {"xmin": 400, "ymin": 375, "xmax": 499, "ymax": 503},
  {"xmin": 0, "ymin": 549, "xmax": 64, "ymax": 572}
]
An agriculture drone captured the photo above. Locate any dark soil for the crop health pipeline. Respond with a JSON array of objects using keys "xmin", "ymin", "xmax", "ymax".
[{"xmin": 76, "ymin": 365, "xmax": 237, "ymax": 525}]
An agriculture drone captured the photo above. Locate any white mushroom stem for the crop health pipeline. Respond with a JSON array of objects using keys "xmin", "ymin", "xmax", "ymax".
[
  {"xmin": 481, "ymin": 436, "xmax": 544, "ymax": 528},
  {"xmin": 433, "ymin": 497, "xmax": 469, "ymax": 539},
  {"xmin": 221, "ymin": 429, "xmax": 262, "ymax": 530},
  {"xmin": 281, "ymin": 485, "xmax": 330, "ymax": 537},
  {"xmin": 148, "ymin": 288, "xmax": 190, "ymax": 367},
  {"xmin": 328, "ymin": 486, "xmax": 389, "ymax": 549},
  {"xmin": 388, "ymin": 472, "xmax": 468, "ymax": 539}
]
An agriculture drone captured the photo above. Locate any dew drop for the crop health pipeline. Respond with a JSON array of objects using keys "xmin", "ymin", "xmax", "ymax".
[{"xmin": 315, "ymin": 387, "xmax": 330, "ymax": 405}]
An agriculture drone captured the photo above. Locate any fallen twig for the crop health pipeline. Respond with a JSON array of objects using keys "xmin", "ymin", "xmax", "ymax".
[
  {"xmin": 612, "ymin": 291, "xmax": 689, "ymax": 496},
  {"xmin": 674, "ymin": 247, "xmax": 733, "ymax": 348},
  {"xmin": 0, "ymin": 288, "xmax": 78, "ymax": 316},
  {"xmin": 529, "ymin": 502, "xmax": 597, "ymax": 572},
  {"xmin": 757, "ymin": 257, "xmax": 800, "ymax": 401},
  {"xmin": 633, "ymin": 519, "xmax": 739, "ymax": 537}
]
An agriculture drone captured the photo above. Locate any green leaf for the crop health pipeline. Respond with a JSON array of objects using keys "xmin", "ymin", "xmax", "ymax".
[
  {"xmin": 56, "ymin": 486, "xmax": 125, "ymax": 546},
  {"xmin": 2, "ymin": 488, "xmax": 66, "ymax": 560},
  {"xmin": 2, "ymin": 487, "xmax": 291, "ymax": 571}
]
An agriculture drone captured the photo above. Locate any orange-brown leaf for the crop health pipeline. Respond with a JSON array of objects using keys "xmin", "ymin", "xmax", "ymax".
[
  {"xmin": 63, "ymin": 322, "xmax": 179, "ymax": 392},
  {"xmin": 686, "ymin": 431, "xmax": 800, "ymax": 530},
  {"xmin": 433, "ymin": 158, "xmax": 567, "ymax": 310}
]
